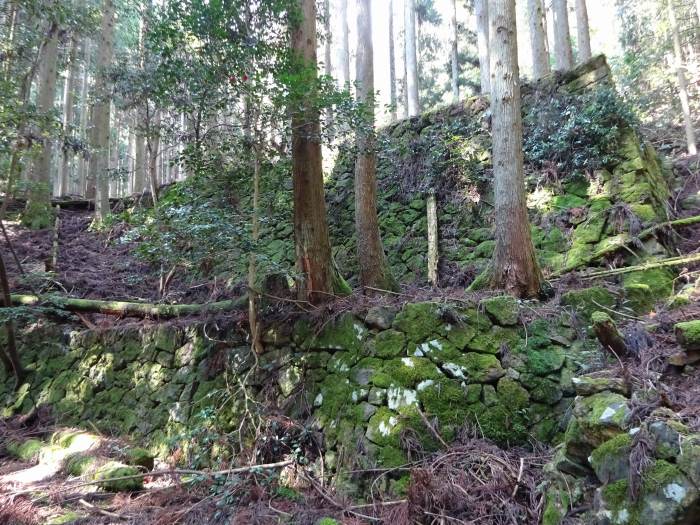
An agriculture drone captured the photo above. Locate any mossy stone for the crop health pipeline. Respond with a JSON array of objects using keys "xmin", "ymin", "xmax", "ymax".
[
  {"xmin": 622, "ymin": 268, "xmax": 674, "ymax": 313},
  {"xmin": 94, "ymin": 461, "xmax": 143, "ymax": 491},
  {"xmin": 392, "ymin": 302, "xmax": 442, "ymax": 343},
  {"xmin": 480, "ymin": 295, "xmax": 519, "ymax": 326},
  {"xmin": 125, "ymin": 447, "xmax": 155, "ymax": 470},
  {"xmin": 561, "ymin": 286, "xmax": 616, "ymax": 323},
  {"xmin": 590, "ymin": 433, "xmax": 632, "ymax": 483},
  {"xmin": 6, "ymin": 439, "xmax": 44, "ymax": 461},
  {"xmin": 306, "ymin": 313, "xmax": 367, "ymax": 352},
  {"xmin": 365, "ymin": 407, "xmax": 403, "ymax": 447},
  {"xmin": 373, "ymin": 330, "xmax": 407, "ymax": 358},
  {"xmin": 379, "ymin": 357, "xmax": 444, "ymax": 388}
]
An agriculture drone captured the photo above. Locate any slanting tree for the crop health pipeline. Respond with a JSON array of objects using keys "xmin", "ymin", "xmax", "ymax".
[
  {"xmin": 355, "ymin": 0, "xmax": 397, "ymax": 291},
  {"xmin": 552, "ymin": 0, "xmax": 573, "ymax": 71},
  {"xmin": 528, "ymin": 0, "xmax": 550, "ymax": 79},
  {"xmin": 488, "ymin": 0, "xmax": 542, "ymax": 297},
  {"xmin": 290, "ymin": 0, "xmax": 348, "ymax": 302},
  {"xmin": 667, "ymin": 0, "xmax": 697, "ymax": 156},
  {"xmin": 574, "ymin": 0, "xmax": 591, "ymax": 62},
  {"xmin": 475, "ymin": 0, "xmax": 490, "ymax": 94},
  {"xmin": 405, "ymin": 0, "xmax": 420, "ymax": 116},
  {"xmin": 23, "ymin": 19, "xmax": 60, "ymax": 229},
  {"xmin": 90, "ymin": 0, "xmax": 116, "ymax": 223}
]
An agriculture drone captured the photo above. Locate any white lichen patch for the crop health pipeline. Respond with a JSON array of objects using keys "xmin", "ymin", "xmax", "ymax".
[
  {"xmin": 629, "ymin": 427, "xmax": 640, "ymax": 436},
  {"xmin": 414, "ymin": 347, "xmax": 425, "ymax": 357},
  {"xmin": 417, "ymin": 379, "xmax": 434, "ymax": 391},
  {"xmin": 599, "ymin": 406, "xmax": 618, "ymax": 422},
  {"xmin": 428, "ymin": 339, "xmax": 443, "ymax": 351},
  {"xmin": 401, "ymin": 357, "xmax": 415, "ymax": 367},
  {"xmin": 443, "ymin": 362, "xmax": 466, "ymax": 379},
  {"xmin": 444, "ymin": 324, "xmax": 452, "ymax": 332},
  {"xmin": 314, "ymin": 393, "xmax": 323, "ymax": 406},
  {"xmin": 353, "ymin": 323, "xmax": 367, "ymax": 341},
  {"xmin": 663, "ymin": 483, "xmax": 687, "ymax": 503},
  {"xmin": 378, "ymin": 416, "xmax": 398, "ymax": 436},
  {"xmin": 387, "ymin": 387, "xmax": 418, "ymax": 410},
  {"xmin": 615, "ymin": 509, "xmax": 629, "ymax": 524}
]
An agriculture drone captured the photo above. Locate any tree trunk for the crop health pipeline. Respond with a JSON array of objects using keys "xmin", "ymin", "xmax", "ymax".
[
  {"xmin": 389, "ymin": 0, "xmax": 397, "ymax": 121},
  {"xmin": 57, "ymin": 35, "xmax": 79, "ymax": 197},
  {"xmin": 23, "ymin": 21, "xmax": 59, "ymax": 230},
  {"xmin": 489, "ymin": 0, "xmax": 542, "ymax": 298},
  {"xmin": 338, "ymin": 0, "xmax": 350, "ymax": 87},
  {"xmin": 450, "ymin": 0, "xmax": 459, "ymax": 102},
  {"xmin": 147, "ymin": 108, "xmax": 161, "ymax": 203},
  {"xmin": 0, "ymin": 251, "xmax": 25, "ymax": 382},
  {"xmin": 574, "ymin": 0, "xmax": 591, "ymax": 62},
  {"xmin": 668, "ymin": 0, "xmax": 697, "ymax": 156},
  {"xmin": 90, "ymin": 0, "xmax": 116, "ymax": 223},
  {"xmin": 323, "ymin": 0, "xmax": 333, "ymax": 138},
  {"xmin": 528, "ymin": 0, "xmax": 550, "ymax": 79},
  {"xmin": 475, "ymin": 0, "xmax": 490, "ymax": 94},
  {"xmin": 355, "ymin": 0, "xmax": 396, "ymax": 292},
  {"xmin": 552, "ymin": 0, "xmax": 573, "ymax": 72},
  {"xmin": 404, "ymin": 0, "xmax": 420, "ymax": 115},
  {"xmin": 291, "ymin": 0, "xmax": 348, "ymax": 302},
  {"xmin": 77, "ymin": 40, "xmax": 91, "ymax": 197}
]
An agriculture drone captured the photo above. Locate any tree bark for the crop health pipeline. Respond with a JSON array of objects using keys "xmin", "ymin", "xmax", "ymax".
[
  {"xmin": 592, "ymin": 312, "xmax": 628, "ymax": 358},
  {"xmin": 147, "ymin": 108, "xmax": 161, "ymax": 203},
  {"xmin": 23, "ymin": 20, "xmax": 60, "ymax": 229},
  {"xmin": 0, "ymin": 251, "xmax": 24, "ymax": 381},
  {"xmin": 668, "ymin": 0, "xmax": 697, "ymax": 156},
  {"xmin": 552, "ymin": 0, "xmax": 573, "ymax": 72},
  {"xmin": 404, "ymin": 0, "xmax": 420, "ymax": 116},
  {"xmin": 389, "ymin": 0, "xmax": 397, "ymax": 121},
  {"xmin": 427, "ymin": 191, "xmax": 438, "ymax": 286},
  {"xmin": 488, "ymin": 0, "xmax": 542, "ymax": 298},
  {"xmin": 337, "ymin": 0, "xmax": 350, "ymax": 87},
  {"xmin": 323, "ymin": 0, "xmax": 333, "ymax": 138},
  {"xmin": 574, "ymin": 0, "xmax": 591, "ymax": 62},
  {"xmin": 528, "ymin": 0, "xmax": 550, "ymax": 79},
  {"xmin": 77, "ymin": 40, "xmax": 91, "ymax": 197},
  {"xmin": 291, "ymin": 0, "xmax": 348, "ymax": 302},
  {"xmin": 475, "ymin": 0, "xmax": 490, "ymax": 94},
  {"xmin": 355, "ymin": 0, "xmax": 397, "ymax": 292},
  {"xmin": 450, "ymin": 0, "xmax": 459, "ymax": 102},
  {"xmin": 90, "ymin": 0, "xmax": 116, "ymax": 223},
  {"xmin": 57, "ymin": 35, "xmax": 79, "ymax": 197}
]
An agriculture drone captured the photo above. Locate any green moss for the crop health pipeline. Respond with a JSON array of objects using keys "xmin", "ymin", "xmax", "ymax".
[
  {"xmin": 379, "ymin": 357, "xmax": 444, "ymax": 388},
  {"xmin": 6, "ymin": 439, "xmax": 43, "ymax": 461},
  {"xmin": 465, "ymin": 402, "xmax": 528, "ymax": 445},
  {"xmin": 542, "ymin": 487, "xmax": 571, "ymax": 525},
  {"xmin": 471, "ymin": 240, "xmax": 496, "ymax": 259},
  {"xmin": 65, "ymin": 454, "xmax": 99, "ymax": 476},
  {"xmin": 642, "ymin": 460, "xmax": 684, "ymax": 492},
  {"xmin": 590, "ymin": 433, "xmax": 632, "ymax": 483},
  {"xmin": 392, "ymin": 303, "xmax": 442, "ymax": 343},
  {"xmin": 47, "ymin": 511, "xmax": 85, "ymax": 524},
  {"xmin": 561, "ymin": 286, "xmax": 616, "ymax": 322},
  {"xmin": 417, "ymin": 378, "xmax": 470, "ymax": 426},
  {"xmin": 480, "ymin": 296, "xmax": 519, "ymax": 326},
  {"xmin": 376, "ymin": 445, "xmax": 408, "ymax": 468},
  {"xmin": 373, "ymin": 330, "xmax": 407, "ymax": 358},
  {"xmin": 94, "ymin": 461, "xmax": 143, "ymax": 491},
  {"xmin": 524, "ymin": 346, "xmax": 566, "ymax": 376},
  {"xmin": 125, "ymin": 447, "xmax": 155, "ymax": 470},
  {"xmin": 496, "ymin": 377, "xmax": 529, "ymax": 409},
  {"xmin": 305, "ymin": 313, "xmax": 367, "ymax": 352},
  {"xmin": 601, "ymin": 478, "xmax": 630, "ymax": 510},
  {"xmin": 622, "ymin": 268, "xmax": 674, "ymax": 313},
  {"xmin": 365, "ymin": 407, "xmax": 403, "ymax": 447},
  {"xmin": 675, "ymin": 320, "xmax": 700, "ymax": 351}
]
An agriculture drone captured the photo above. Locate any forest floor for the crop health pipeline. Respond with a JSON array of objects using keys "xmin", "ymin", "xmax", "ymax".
[{"xmin": 0, "ymin": 156, "xmax": 699, "ymax": 524}]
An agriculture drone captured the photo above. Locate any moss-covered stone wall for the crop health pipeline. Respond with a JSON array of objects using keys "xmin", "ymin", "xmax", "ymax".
[{"xmin": 1, "ymin": 297, "xmax": 602, "ymax": 477}]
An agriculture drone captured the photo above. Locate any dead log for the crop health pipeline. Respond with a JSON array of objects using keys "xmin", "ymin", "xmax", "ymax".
[
  {"xmin": 592, "ymin": 311, "xmax": 628, "ymax": 357},
  {"xmin": 11, "ymin": 293, "xmax": 247, "ymax": 319}
]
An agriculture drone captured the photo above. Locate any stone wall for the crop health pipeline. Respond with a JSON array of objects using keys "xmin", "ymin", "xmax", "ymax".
[{"xmin": 1, "ymin": 296, "xmax": 605, "ymax": 479}]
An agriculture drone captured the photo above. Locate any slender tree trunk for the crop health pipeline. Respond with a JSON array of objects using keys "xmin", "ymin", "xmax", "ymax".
[
  {"xmin": 528, "ymin": 0, "xmax": 550, "ymax": 79},
  {"xmin": 91, "ymin": 0, "xmax": 116, "ymax": 223},
  {"xmin": 0, "ymin": 250, "xmax": 24, "ymax": 382},
  {"xmin": 77, "ymin": 40, "xmax": 91, "ymax": 197},
  {"xmin": 489, "ymin": 0, "xmax": 542, "ymax": 298},
  {"xmin": 338, "ymin": 0, "xmax": 350, "ymax": 87},
  {"xmin": 291, "ymin": 0, "xmax": 348, "ymax": 302},
  {"xmin": 323, "ymin": 0, "xmax": 333, "ymax": 138},
  {"xmin": 475, "ymin": 0, "xmax": 490, "ymax": 94},
  {"xmin": 58, "ymin": 35, "xmax": 79, "ymax": 197},
  {"xmin": 574, "ymin": 0, "xmax": 591, "ymax": 62},
  {"xmin": 355, "ymin": 0, "xmax": 396, "ymax": 291},
  {"xmin": 127, "ymin": 121, "xmax": 135, "ymax": 194},
  {"xmin": 450, "ymin": 0, "xmax": 459, "ymax": 102},
  {"xmin": 389, "ymin": 0, "xmax": 397, "ymax": 121},
  {"xmin": 552, "ymin": 0, "xmax": 573, "ymax": 72},
  {"xmin": 148, "ymin": 109, "xmax": 161, "ymax": 202},
  {"xmin": 668, "ymin": 0, "xmax": 697, "ymax": 156},
  {"xmin": 404, "ymin": 0, "xmax": 419, "ymax": 116},
  {"xmin": 23, "ymin": 21, "xmax": 59, "ymax": 229}
]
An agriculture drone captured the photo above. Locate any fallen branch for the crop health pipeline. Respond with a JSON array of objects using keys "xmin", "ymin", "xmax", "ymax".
[
  {"xmin": 565, "ymin": 253, "xmax": 700, "ymax": 280},
  {"xmin": 10, "ymin": 293, "xmax": 248, "ymax": 319},
  {"xmin": 20, "ymin": 459, "xmax": 294, "ymax": 500},
  {"xmin": 77, "ymin": 498, "xmax": 127, "ymax": 520},
  {"xmin": 551, "ymin": 214, "xmax": 700, "ymax": 277}
]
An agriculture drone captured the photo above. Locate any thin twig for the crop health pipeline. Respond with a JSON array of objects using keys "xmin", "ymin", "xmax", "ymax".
[{"xmin": 77, "ymin": 498, "xmax": 127, "ymax": 520}]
